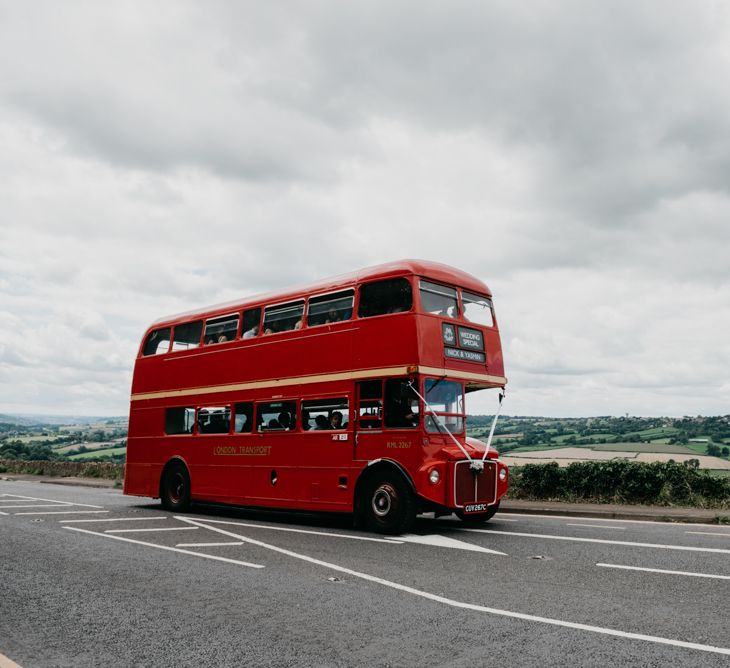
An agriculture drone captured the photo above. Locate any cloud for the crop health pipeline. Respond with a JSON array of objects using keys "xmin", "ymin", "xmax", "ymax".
[{"xmin": 0, "ymin": 1, "xmax": 729, "ymax": 415}]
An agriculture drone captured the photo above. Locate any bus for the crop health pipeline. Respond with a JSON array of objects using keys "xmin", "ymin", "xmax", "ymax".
[{"xmin": 124, "ymin": 259, "xmax": 508, "ymax": 534}]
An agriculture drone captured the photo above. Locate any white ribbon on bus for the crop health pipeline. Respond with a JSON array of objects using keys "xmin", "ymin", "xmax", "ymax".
[{"xmin": 407, "ymin": 381, "xmax": 505, "ymax": 471}]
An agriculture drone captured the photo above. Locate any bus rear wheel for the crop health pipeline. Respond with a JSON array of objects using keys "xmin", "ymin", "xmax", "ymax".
[
  {"xmin": 361, "ymin": 471, "xmax": 416, "ymax": 535},
  {"xmin": 161, "ymin": 461, "xmax": 191, "ymax": 512},
  {"xmin": 455, "ymin": 501, "xmax": 500, "ymax": 526}
]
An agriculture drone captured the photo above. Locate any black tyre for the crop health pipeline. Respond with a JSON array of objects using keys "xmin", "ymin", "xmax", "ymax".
[
  {"xmin": 160, "ymin": 461, "xmax": 191, "ymax": 512},
  {"xmin": 456, "ymin": 501, "xmax": 500, "ymax": 526},
  {"xmin": 361, "ymin": 471, "xmax": 416, "ymax": 535}
]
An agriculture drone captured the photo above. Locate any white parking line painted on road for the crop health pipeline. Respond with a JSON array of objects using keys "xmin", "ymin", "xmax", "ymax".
[
  {"xmin": 462, "ymin": 528, "xmax": 730, "ymax": 555},
  {"xmin": 0, "ymin": 511, "xmax": 7, "ymax": 516},
  {"xmin": 0, "ymin": 650, "xmax": 23, "ymax": 668},
  {"xmin": 501, "ymin": 512, "xmax": 717, "ymax": 527},
  {"xmin": 105, "ymin": 527, "xmax": 198, "ymax": 534},
  {"xmin": 64, "ymin": 526, "xmax": 264, "ymax": 569},
  {"xmin": 567, "ymin": 523, "xmax": 626, "ymax": 530},
  {"xmin": 597, "ymin": 563, "xmax": 730, "ymax": 581},
  {"xmin": 179, "ymin": 517, "xmax": 730, "ymax": 658},
  {"xmin": 14, "ymin": 510, "xmax": 109, "ymax": 516},
  {"xmin": 176, "ymin": 542, "xmax": 245, "ymax": 548},
  {"xmin": 0, "ymin": 504, "xmax": 78, "ymax": 509},
  {"xmin": 0, "ymin": 494, "xmax": 103, "ymax": 509},
  {"xmin": 199, "ymin": 518, "xmax": 403, "ymax": 544},
  {"xmin": 685, "ymin": 531, "xmax": 730, "ymax": 538},
  {"xmin": 60, "ymin": 516, "xmax": 169, "ymax": 524},
  {"xmin": 397, "ymin": 534, "xmax": 506, "ymax": 555}
]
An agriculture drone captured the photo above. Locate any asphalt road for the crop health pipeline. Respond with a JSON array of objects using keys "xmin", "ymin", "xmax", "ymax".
[{"xmin": 1, "ymin": 479, "xmax": 729, "ymax": 667}]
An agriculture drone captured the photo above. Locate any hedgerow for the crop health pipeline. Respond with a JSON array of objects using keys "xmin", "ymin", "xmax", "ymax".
[
  {"xmin": 0, "ymin": 459, "xmax": 123, "ymax": 480},
  {"xmin": 508, "ymin": 460, "xmax": 730, "ymax": 508}
]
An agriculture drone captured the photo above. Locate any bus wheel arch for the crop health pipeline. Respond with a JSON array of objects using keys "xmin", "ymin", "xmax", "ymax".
[
  {"xmin": 355, "ymin": 460, "xmax": 416, "ymax": 535},
  {"xmin": 160, "ymin": 458, "xmax": 191, "ymax": 512}
]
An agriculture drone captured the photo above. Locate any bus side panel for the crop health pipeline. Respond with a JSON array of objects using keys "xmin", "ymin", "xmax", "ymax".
[
  {"xmin": 123, "ymin": 459, "xmax": 160, "ymax": 498},
  {"xmin": 131, "ymin": 323, "xmax": 358, "ymax": 397},
  {"xmin": 353, "ymin": 314, "xmax": 418, "ymax": 371}
]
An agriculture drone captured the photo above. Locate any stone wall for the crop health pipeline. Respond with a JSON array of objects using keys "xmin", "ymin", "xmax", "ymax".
[{"xmin": 0, "ymin": 458, "xmax": 123, "ymax": 479}]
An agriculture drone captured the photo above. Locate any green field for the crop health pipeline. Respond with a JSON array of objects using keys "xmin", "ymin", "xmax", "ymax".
[
  {"xmin": 13, "ymin": 435, "xmax": 56, "ymax": 444},
  {"xmin": 68, "ymin": 447, "xmax": 126, "ymax": 460},
  {"xmin": 591, "ymin": 443, "xmax": 698, "ymax": 454},
  {"xmin": 55, "ymin": 440, "xmax": 124, "ymax": 454}
]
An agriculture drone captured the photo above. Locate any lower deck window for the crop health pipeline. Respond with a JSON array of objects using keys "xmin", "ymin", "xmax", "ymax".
[
  {"xmin": 424, "ymin": 379, "xmax": 465, "ymax": 434},
  {"xmin": 302, "ymin": 398, "xmax": 349, "ymax": 430},
  {"xmin": 198, "ymin": 406, "xmax": 231, "ymax": 434},
  {"xmin": 384, "ymin": 378, "xmax": 419, "ymax": 429},
  {"xmin": 165, "ymin": 407, "xmax": 195, "ymax": 434},
  {"xmin": 258, "ymin": 401, "xmax": 297, "ymax": 431},
  {"xmin": 357, "ymin": 380, "xmax": 383, "ymax": 429},
  {"xmin": 234, "ymin": 402, "xmax": 254, "ymax": 432}
]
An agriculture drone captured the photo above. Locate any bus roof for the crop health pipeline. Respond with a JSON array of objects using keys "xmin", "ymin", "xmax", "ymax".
[{"xmin": 150, "ymin": 259, "xmax": 492, "ymax": 328}]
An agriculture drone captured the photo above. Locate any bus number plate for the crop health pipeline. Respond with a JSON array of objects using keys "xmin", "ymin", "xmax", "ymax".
[{"xmin": 463, "ymin": 503, "xmax": 488, "ymax": 514}]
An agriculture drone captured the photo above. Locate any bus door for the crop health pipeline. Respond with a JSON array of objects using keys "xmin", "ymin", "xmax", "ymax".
[
  {"xmin": 247, "ymin": 400, "xmax": 300, "ymax": 507},
  {"xmin": 355, "ymin": 378, "xmax": 421, "ymax": 461},
  {"xmin": 298, "ymin": 396, "xmax": 354, "ymax": 508}
]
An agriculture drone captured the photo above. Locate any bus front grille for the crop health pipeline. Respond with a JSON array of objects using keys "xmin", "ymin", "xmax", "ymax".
[{"xmin": 453, "ymin": 460, "xmax": 497, "ymax": 509}]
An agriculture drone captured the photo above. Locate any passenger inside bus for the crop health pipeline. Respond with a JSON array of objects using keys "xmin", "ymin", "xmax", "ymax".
[
  {"xmin": 384, "ymin": 379, "xmax": 419, "ymax": 428},
  {"xmin": 235, "ymin": 403, "xmax": 253, "ymax": 433},
  {"xmin": 278, "ymin": 411, "xmax": 292, "ymax": 430},
  {"xmin": 314, "ymin": 415, "xmax": 329, "ymax": 430},
  {"xmin": 330, "ymin": 411, "xmax": 343, "ymax": 429}
]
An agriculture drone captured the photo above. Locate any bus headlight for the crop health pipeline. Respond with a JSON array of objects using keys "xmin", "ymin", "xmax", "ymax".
[
  {"xmin": 428, "ymin": 468, "xmax": 441, "ymax": 485},
  {"xmin": 499, "ymin": 468, "xmax": 507, "ymax": 482}
]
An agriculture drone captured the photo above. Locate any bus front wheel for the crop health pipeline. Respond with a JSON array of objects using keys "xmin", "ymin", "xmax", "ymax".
[
  {"xmin": 361, "ymin": 471, "xmax": 416, "ymax": 535},
  {"xmin": 160, "ymin": 461, "xmax": 191, "ymax": 512}
]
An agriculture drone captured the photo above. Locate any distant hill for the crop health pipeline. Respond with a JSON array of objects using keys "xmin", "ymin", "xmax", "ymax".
[{"xmin": 0, "ymin": 414, "xmax": 126, "ymax": 427}]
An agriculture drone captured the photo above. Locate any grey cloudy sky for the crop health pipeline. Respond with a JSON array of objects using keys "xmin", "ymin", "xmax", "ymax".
[{"xmin": 1, "ymin": 1, "xmax": 729, "ymax": 417}]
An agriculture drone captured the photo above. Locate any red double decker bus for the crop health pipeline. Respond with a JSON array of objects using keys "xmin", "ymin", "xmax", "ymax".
[{"xmin": 124, "ymin": 260, "xmax": 508, "ymax": 533}]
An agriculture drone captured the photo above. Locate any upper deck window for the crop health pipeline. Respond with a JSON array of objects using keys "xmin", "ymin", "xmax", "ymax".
[
  {"xmin": 307, "ymin": 290, "xmax": 354, "ymax": 327},
  {"xmin": 358, "ymin": 278, "xmax": 412, "ymax": 318},
  {"xmin": 205, "ymin": 315, "xmax": 239, "ymax": 345},
  {"xmin": 142, "ymin": 328, "xmax": 171, "ymax": 356},
  {"xmin": 419, "ymin": 280, "xmax": 458, "ymax": 318},
  {"xmin": 171, "ymin": 320, "xmax": 203, "ymax": 352},
  {"xmin": 242, "ymin": 307, "xmax": 261, "ymax": 339},
  {"xmin": 263, "ymin": 301, "xmax": 304, "ymax": 335},
  {"xmin": 462, "ymin": 291, "xmax": 494, "ymax": 327}
]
